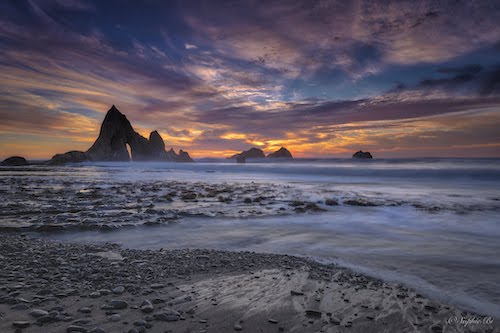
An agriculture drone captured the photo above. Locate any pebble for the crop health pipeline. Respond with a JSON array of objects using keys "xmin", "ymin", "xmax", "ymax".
[
  {"xmin": 150, "ymin": 283, "xmax": 165, "ymax": 289},
  {"xmin": 234, "ymin": 324, "xmax": 243, "ymax": 331},
  {"xmin": 67, "ymin": 325, "xmax": 88, "ymax": 333},
  {"xmin": 268, "ymin": 318, "xmax": 278, "ymax": 324},
  {"xmin": 109, "ymin": 314, "xmax": 121, "ymax": 322},
  {"xmin": 305, "ymin": 309, "xmax": 322, "ymax": 317},
  {"xmin": 153, "ymin": 313, "xmax": 179, "ymax": 322},
  {"xmin": 12, "ymin": 321, "xmax": 30, "ymax": 329},
  {"xmin": 78, "ymin": 307, "xmax": 92, "ymax": 314},
  {"xmin": 99, "ymin": 289, "xmax": 111, "ymax": 296},
  {"xmin": 89, "ymin": 291, "xmax": 101, "ymax": 298},
  {"xmin": 134, "ymin": 319, "xmax": 147, "ymax": 327},
  {"xmin": 290, "ymin": 290, "xmax": 304, "ymax": 296},
  {"xmin": 112, "ymin": 286, "xmax": 125, "ymax": 294},
  {"xmin": 141, "ymin": 299, "xmax": 154, "ymax": 313},
  {"xmin": 29, "ymin": 308, "xmax": 49, "ymax": 318},
  {"xmin": 89, "ymin": 328, "xmax": 106, "ymax": 333},
  {"xmin": 110, "ymin": 299, "xmax": 128, "ymax": 309}
]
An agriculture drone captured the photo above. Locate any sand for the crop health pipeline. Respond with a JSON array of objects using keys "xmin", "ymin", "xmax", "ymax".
[{"xmin": 0, "ymin": 234, "xmax": 497, "ymax": 333}]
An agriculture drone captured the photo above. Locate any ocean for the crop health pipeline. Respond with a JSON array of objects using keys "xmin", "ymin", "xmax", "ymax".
[{"xmin": 1, "ymin": 158, "xmax": 499, "ymax": 318}]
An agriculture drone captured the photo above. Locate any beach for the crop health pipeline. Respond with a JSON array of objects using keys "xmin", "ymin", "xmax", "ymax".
[
  {"xmin": 1, "ymin": 234, "xmax": 497, "ymax": 333},
  {"xmin": 1, "ymin": 159, "xmax": 500, "ymax": 332}
]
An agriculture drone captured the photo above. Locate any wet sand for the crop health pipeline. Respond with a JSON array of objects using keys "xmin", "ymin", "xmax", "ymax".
[{"xmin": 0, "ymin": 234, "xmax": 497, "ymax": 333}]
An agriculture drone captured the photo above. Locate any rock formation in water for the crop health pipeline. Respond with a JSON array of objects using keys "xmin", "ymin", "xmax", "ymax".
[
  {"xmin": 1, "ymin": 156, "xmax": 28, "ymax": 166},
  {"xmin": 177, "ymin": 149, "xmax": 193, "ymax": 162},
  {"xmin": 165, "ymin": 148, "xmax": 194, "ymax": 162},
  {"xmin": 45, "ymin": 105, "xmax": 194, "ymax": 164},
  {"xmin": 229, "ymin": 147, "xmax": 266, "ymax": 159},
  {"xmin": 352, "ymin": 150, "xmax": 373, "ymax": 159},
  {"xmin": 267, "ymin": 147, "xmax": 293, "ymax": 158},
  {"xmin": 50, "ymin": 151, "xmax": 89, "ymax": 165},
  {"xmin": 86, "ymin": 105, "xmax": 147, "ymax": 161},
  {"xmin": 148, "ymin": 131, "xmax": 168, "ymax": 160}
]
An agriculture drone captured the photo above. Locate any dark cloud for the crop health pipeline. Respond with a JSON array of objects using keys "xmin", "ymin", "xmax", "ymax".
[
  {"xmin": 479, "ymin": 65, "xmax": 500, "ymax": 96},
  {"xmin": 437, "ymin": 64, "xmax": 483, "ymax": 75},
  {"xmin": 419, "ymin": 73, "xmax": 477, "ymax": 88}
]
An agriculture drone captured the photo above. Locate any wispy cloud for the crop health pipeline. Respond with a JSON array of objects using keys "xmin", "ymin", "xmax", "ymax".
[{"xmin": 1, "ymin": 0, "xmax": 500, "ymax": 159}]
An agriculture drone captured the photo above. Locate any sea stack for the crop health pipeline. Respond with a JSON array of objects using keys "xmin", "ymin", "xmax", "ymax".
[
  {"xmin": 1, "ymin": 156, "xmax": 28, "ymax": 166},
  {"xmin": 47, "ymin": 105, "xmax": 194, "ymax": 164},
  {"xmin": 50, "ymin": 151, "xmax": 88, "ymax": 165},
  {"xmin": 165, "ymin": 148, "xmax": 194, "ymax": 162},
  {"xmin": 229, "ymin": 147, "xmax": 266, "ymax": 159},
  {"xmin": 84, "ymin": 105, "xmax": 193, "ymax": 162},
  {"xmin": 148, "ymin": 130, "xmax": 168, "ymax": 160},
  {"xmin": 267, "ymin": 147, "xmax": 293, "ymax": 158},
  {"xmin": 86, "ymin": 105, "xmax": 150, "ymax": 161},
  {"xmin": 352, "ymin": 151, "xmax": 373, "ymax": 159}
]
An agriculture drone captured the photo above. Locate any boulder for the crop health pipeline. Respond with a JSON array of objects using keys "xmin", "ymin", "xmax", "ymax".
[
  {"xmin": 49, "ymin": 151, "xmax": 88, "ymax": 165},
  {"xmin": 229, "ymin": 147, "xmax": 265, "ymax": 159},
  {"xmin": 1, "ymin": 156, "xmax": 28, "ymax": 166},
  {"xmin": 267, "ymin": 147, "xmax": 293, "ymax": 158},
  {"xmin": 352, "ymin": 151, "xmax": 373, "ymax": 159}
]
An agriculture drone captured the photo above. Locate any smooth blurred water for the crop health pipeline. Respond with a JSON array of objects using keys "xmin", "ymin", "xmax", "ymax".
[
  {"xmin": 3, "ymin": 158, "xmax": 500, "ymax": 317},
  {"xmin": 41, "ymin": 206, "xmax": 500, "ymax": 318}
]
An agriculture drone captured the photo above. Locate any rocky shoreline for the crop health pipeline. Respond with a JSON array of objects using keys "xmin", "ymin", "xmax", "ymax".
[{"xmin": 0, "ymin": 234, "xmax": 497, "ymax": 333}]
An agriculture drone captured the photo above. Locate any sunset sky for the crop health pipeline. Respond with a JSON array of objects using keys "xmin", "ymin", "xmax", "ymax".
[{"xmin": 1, "ymin": 0, "xmax": 500, "ymax": 159}]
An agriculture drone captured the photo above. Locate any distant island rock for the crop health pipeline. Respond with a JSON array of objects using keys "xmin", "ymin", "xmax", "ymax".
[
  {"xmin": 48, "ymin": 105, "xmax": 193, "ymax": 164},
  {"xmin": 267, "ymin": 147, "xmax": 293, "ymax": 158},
  {"xmin": 229, "ymin": 147, "xmax": 293, "ymax": 160},
  {"xmin": 229, "ymin": 147, "xmax": 266, "ymax": 159},
  {"xmin": 352, "ymin": 150, "xmax": 373, "ymax": 159},
  {"xmin": 1, "ymin": 156, "xmax": 28, "ymax": 166},
  {"xmin": 50, "ymin": 151, "xmax": 88, "ymax": 165},
  {"xmin": 166, "ymin": 148, "xmax": 194, "ymax": 162}
]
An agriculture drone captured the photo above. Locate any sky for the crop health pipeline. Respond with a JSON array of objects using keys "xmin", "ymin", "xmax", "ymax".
[{"xmin": 1, "ymin": 0, "xmax": 500, "ymax": 159}]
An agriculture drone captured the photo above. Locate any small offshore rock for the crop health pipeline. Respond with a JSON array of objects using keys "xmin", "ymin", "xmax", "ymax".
[{"xmin": 325, "ymin": 199, "xmax": 338, "ymax": 206}]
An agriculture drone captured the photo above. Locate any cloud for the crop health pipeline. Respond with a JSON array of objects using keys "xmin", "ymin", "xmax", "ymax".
[
  {"xmin": 184, "ymin": 43, "xmax": 198, "ymax": 49},
  {"xmin": 1, "ymin": 0, "xmax": 500, "ymax": 159}
]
